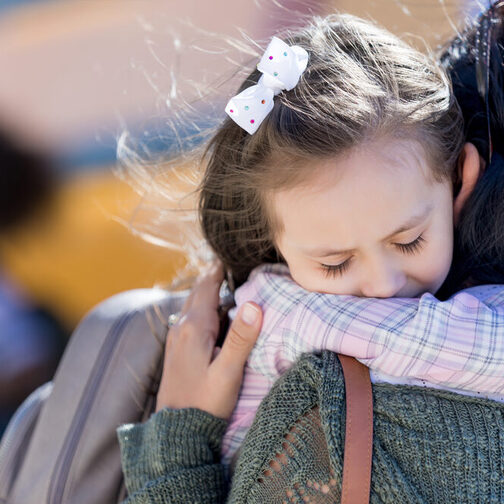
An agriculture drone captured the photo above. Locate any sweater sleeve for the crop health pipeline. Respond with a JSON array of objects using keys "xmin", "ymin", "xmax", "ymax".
[
  {"xmin": 237, "ymin": 264, "xmax": 504, "ymax": 395},
  {"xmin": 117, "ymin": 407, "xmax": 228, "ymax": 503}
]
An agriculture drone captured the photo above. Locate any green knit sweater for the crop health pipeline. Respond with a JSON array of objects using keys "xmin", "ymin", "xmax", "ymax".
[{"xmin": 117, "ymin": 351, "xmax": 504, "ymax": 503}]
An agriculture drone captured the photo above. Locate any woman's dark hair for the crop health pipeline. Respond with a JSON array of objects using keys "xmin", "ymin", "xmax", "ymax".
[
  {"xmin": 199, "ymin": 14, "xmax": 464, "ymax": 287},
  {"xmin": 0, "ymin": 127, "xmax": 54, "ymax": 232},
  {"xmin": 437, "ymin": 2, "xmax": 504, "ymax": 298}
]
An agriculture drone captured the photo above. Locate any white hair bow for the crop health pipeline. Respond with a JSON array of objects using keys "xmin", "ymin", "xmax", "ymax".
[{"xmin": 225, "ymin": 37, "xmax": 309, "ymax": 135}]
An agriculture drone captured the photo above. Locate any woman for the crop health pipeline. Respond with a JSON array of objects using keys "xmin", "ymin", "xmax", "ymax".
[{"xmin": 118, "ymin": 4, "xmax": 504, "ymax": 502}]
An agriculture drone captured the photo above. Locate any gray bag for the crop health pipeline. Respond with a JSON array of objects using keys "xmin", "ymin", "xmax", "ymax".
[{"xmin": 0, "ymin": 287, "xmax": 190, "ymax": 504}]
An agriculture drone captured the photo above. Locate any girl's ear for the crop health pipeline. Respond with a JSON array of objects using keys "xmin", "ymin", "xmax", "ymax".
[{"xmin": 453, "ymin": 142, "xmax": 484, "ymax": 227}]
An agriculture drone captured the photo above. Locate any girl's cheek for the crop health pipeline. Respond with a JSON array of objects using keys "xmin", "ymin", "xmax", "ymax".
[
  {"xmin": 289, "ymin": 267, "xmax": 322, "ymax": 292},
  {"xmin": 297, "ymin": 268, "xmax": 355, "ymax": 295}
]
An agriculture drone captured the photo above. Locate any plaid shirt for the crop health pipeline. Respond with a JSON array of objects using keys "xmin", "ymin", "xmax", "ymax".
[{"xmin": 221, "ymin": 263, "xmax": 504, "ymax": 468}]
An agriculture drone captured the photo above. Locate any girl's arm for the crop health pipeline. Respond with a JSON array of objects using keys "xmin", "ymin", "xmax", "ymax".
[{"xmin": 239, "ymin": 264, "xmax": 504, "ymax": 395}]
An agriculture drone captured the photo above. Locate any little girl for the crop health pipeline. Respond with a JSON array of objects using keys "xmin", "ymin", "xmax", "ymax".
[{"xmin": 197, "ymin": 13, "xmax": 504, "ymax": 471}]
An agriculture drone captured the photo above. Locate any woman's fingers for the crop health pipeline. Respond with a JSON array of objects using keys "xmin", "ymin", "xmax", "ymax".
[
  {"xmin": 168, "ymin": 310, "xmax": 221, "ymax": 370},
  {"xmin": 190, "ymin": 261, "xmax": 224, "ymax": 311},
  {"xmin": 193, "ymin": 302, "xmax": 263, "ymax": 419},
  {"xmin": 157, "ymin": 300, "xmax": 263, "ymax": 419},
  {"xmin": 179, "ymin": 261, "xmax": 224, "ymax": 317},
  {"xmin": 216, "ymin": 302, "xmax": 262, "ymax": 373},
  {"xmin": 171, "ymin": 261, "xmax": 223, "ymax": 351},
  {"xmin": 157, "ymin": 257, "xmax": 263, "ymax": 419}
]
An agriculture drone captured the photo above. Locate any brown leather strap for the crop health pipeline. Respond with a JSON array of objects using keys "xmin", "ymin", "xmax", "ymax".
[{"xmin": 338, "ymin": 354, "xmax": 373, "ymax": 504}]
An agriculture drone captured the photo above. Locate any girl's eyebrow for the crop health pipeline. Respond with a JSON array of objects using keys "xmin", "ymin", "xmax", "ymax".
[{"xmin": 305, "ymin": 203, "xmax": 434, "ymax": 258}]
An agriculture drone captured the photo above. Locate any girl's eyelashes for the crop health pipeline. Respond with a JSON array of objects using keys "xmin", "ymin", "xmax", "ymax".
[
  {"xmin": 320, "ymin": 234, "xmax": 426, "ymax": 278},
  {"xmin": 321, "ymin": 259, "xmax": 352, "ymax": 278},
  {"xmin": 394, "ymin": 234, "xmax": 426, "ymax": 255}
]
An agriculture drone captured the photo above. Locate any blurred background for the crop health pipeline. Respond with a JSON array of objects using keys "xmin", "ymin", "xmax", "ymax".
[{"xmin": 0, "ymin": 0, "xmax": 483, "ymax": 433}]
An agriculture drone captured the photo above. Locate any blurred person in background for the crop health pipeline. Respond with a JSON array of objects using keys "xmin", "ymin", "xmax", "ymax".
[{"xmin": 0, "ymin": 126, "xmax": 67, "ymax": 435}]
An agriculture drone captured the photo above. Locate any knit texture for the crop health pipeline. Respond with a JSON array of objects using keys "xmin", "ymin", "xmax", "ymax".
[
  {"xmin": 118, "ymin": 408, "xmax": 228, "ymax": 502},
  {"xmin": 118, "ymin": 351, "xmax": 504, "ymax": 503}
]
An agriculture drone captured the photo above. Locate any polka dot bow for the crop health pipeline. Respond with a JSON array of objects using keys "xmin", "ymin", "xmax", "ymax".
[{"xmin": 225, "ymin": 37, "xmax": 309, "ymax": 135}]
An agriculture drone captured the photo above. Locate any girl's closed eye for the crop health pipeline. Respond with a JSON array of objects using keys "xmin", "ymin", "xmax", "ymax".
[
  {"xmin": 320, "ymin": 234, "xmax": 427, "ymax": 278},
  {"xmin": 395, "ymin": 234, "xmax": 426, "ymax": 255},
  {"xmin": 321, "ymin": 259, "xmax": 352, "ymax": 278}
]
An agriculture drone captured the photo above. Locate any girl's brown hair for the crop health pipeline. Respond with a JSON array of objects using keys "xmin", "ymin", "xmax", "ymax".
[{"xmin": 200, "ymin": 13, "xmax": 464, "ymax": 287}]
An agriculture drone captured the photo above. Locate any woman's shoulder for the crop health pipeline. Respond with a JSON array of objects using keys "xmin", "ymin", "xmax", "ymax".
[
  {"xmin": 231, "ymin": 351, "xmax": 504, "ymax": 502},
  {"xmin": 369, "ymin": 379, "xmax": 504, "ymax": 501},
  {"xmin": 228, "ymin": 351, "xmax": 339, "ymax": 501}
]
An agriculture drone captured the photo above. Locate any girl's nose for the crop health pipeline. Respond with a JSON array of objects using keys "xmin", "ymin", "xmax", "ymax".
[{"xmin": 359, "ymin": 257, "xmax": 407, "ymax": 298}]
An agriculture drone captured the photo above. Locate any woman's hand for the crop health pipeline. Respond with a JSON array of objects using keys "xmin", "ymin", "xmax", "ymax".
[{"xmin": 156, "ymin": 262, "xmax": 263, "ymax": 420}]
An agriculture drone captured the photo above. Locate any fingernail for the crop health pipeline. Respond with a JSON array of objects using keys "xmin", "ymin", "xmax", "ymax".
[{"xmin": 241, "ymin": 303, "xmax": 259, "ymax": 325}]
